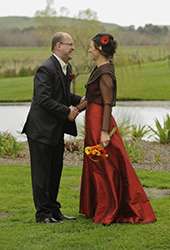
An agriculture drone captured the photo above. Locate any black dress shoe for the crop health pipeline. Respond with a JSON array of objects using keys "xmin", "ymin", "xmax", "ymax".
[
  {"xmin": 36, "ymin": 217, "xmax": 62, "ymax": 223},
  {"xmin": 54, "ymin": 214, "xmax": 77, "ymax": 220}
]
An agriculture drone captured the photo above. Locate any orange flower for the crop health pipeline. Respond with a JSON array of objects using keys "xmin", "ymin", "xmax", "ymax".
[
  {"xmin": 84, "ymin": 127, "xmax": 116, "ymax": 162},
  {"xmin": 85, "ymin": 144, "xmax": 108, "ymax": 162}
]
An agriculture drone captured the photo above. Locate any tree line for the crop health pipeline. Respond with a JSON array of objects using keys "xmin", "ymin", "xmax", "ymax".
[
  {"xmin": 0, "ymin": 21, "xmax": 170, "ymax": 47},
  {"xmin": 1, "ymin": 0, "xmax": 170, "ymax": 47}
]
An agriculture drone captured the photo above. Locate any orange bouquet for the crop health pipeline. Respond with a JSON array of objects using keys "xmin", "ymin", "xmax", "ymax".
[
  {"xmin": 85, "ymin": 144, "xmax": 108, "ymax": 162},
  {"xmin": 85, "ymin": 127, "xmax": 116, "ymax": 162}
]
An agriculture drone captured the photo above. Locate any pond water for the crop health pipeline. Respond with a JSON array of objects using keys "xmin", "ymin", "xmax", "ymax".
[{"xmin": 0, "ymin": 101, "xmax": 170, "ymax": 141}]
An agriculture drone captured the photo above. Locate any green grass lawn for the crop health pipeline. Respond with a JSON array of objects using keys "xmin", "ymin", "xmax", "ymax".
[
  {"xmin": 0, "ymin": 59, "xmax": 169, "ymax": 102},
  {"xmin": 0, "ymin": 76, "xmax": 33, "ymax": 102},
  {"xmin": 0, "ymin": 47, "xmax": 50, "ymax": 60},
  {"xmin": 0, "ymin": 164, "xmax": 170, "ymax": 250},
  {"xmin": 115, "ymin": 60, "xmax": 170, "ymax": 100},
  {"xmin": 73, "ymin": 59, "xmax": 170, "ymax": 101},
  {"xmin": 75, "ymin": 60, "xmax": 170, "ymax": 100}
]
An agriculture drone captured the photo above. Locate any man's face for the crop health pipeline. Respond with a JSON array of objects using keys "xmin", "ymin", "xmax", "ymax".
[{"xmin": 60, "ymin": 35, "xmax": 75, "ymax": 63}]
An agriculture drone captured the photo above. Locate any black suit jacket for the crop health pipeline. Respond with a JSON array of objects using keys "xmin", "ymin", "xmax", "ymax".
[{"xmin": 22, "ymin": 55, "xmax": 82, "ymax": 146}]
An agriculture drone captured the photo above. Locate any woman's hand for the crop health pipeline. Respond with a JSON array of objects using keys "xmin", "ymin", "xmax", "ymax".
[{"xmin": 101, "ymin": 131, "xmax": 110, "ymax": 147}]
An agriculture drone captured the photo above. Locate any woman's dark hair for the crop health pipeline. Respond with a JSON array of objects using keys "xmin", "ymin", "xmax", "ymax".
[{"xmin": 92, "ymin": 33, "xmax": 118, "ymax": 59}]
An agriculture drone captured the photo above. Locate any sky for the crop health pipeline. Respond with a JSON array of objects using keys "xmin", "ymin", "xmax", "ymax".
[{"xmin": 0, "ymin": 0, "xmax": 170, "ymax": 28}]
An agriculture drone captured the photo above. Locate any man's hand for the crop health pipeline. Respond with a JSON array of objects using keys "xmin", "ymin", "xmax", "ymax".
[
  {"xmin": 101, "ymin": 131, "xmax": 110, "ymax": 147},
  {"xmin": 68, "ymin": 106, "xmax": 79, "ymax": 121}
]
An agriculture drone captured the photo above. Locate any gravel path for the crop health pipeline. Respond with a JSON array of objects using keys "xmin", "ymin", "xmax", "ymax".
[
  {"xmin": 0, "ymin": 140, "xmax": 170, "ymax": 172},
  {"xmin": 1, "ymin": 140, "xmax": 170, "ymax": 199}
]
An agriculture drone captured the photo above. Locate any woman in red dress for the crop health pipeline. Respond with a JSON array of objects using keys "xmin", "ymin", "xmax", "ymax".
[{"xmin": 77, "ymin": 33, "xmax": 156, "ymax": 225}]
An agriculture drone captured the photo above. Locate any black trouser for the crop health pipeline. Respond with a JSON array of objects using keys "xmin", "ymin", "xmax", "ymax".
[{"xmin": 27, "ymin": 135, "xmax": 65, "ymax": 221}]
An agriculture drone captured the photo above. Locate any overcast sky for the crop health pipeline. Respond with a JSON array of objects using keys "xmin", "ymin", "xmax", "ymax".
[{"xmin": 0, "ymin": 0, "xmax": 170, "ymax": 28}]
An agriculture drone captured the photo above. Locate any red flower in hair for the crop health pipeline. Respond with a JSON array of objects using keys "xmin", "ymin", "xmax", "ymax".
[{"xmin": 101, "ymin": 36, "xmax": 110, "ymax": 45}]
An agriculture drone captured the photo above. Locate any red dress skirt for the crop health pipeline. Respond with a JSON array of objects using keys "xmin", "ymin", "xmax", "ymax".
[{"xmin": 79, "ymin": 103, "xmax": 157, "ymax": 225}]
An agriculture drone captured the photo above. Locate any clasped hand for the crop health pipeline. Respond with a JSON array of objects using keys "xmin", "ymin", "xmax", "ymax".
[{"xmin": 68, "ymin": 106, "xmax": 79, "ymax": 121}]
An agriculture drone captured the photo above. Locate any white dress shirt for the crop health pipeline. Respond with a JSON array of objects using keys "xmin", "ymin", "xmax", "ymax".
[{"xmin": 53, "ymin": 53, "xmax": 68, "ymax": 75}]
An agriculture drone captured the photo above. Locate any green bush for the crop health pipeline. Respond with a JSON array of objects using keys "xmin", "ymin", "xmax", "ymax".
[
  {"xmin": 17, "ymin": 67, "xmax": 30, "ymax": 76},
  {"xmin": 131, "ymin": 124, "xmax": 150, "ymax": 141},
  {"xmin": 17, "ymin": 66, "xmax": 38, "ymax": 77},
  {"xmin": 148, "ymin": 114, "xmax": 170, "ymax": 144},
  {"xmin": 1, "ymin": 66, "xmax": 38, "ymax": 78},
  {"xmin": 124, "ymin": 140, "xmax": 144, "ymax": 163},
  {"xmin": 0, "ymin": 131, "xmax": 23, "ymax": 158},
  {"xmin": 116, "ymin": 119, "xmax": 132, "ymax": 140},
  {"xmin": 3, "ymin": 68, "xmax": 16, "ymax": 77}
]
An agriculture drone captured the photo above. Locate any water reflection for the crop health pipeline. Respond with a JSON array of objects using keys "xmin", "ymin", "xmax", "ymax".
[
  {"xmin": 0, "ymin": 101, "xmax": 170, "ymax": 141},
  {"xmin": 113, "ymin": 101, "xmax": 170, "ymax": 129}
]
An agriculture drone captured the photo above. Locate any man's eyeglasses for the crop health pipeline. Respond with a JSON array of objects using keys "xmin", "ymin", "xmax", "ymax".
[{"xmin": 60, "ymin": 42, "xmax": 74, "ymax": 47}]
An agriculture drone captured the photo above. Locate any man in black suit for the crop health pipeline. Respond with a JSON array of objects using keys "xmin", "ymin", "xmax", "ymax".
[{"xmin": 22, "ymin": 32, "xmax": 83, "ymax": 223}]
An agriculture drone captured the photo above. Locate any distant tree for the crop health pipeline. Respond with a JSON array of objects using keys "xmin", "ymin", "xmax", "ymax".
[
  {"xmin": 34, "ymin": 0, "xmax": 61, "ymax": 44},
  {"xmin": 59, "ymin": 7, "xmax": 70, "ymax": 17},
  {"xmin": 68, "ymin": 9, "xmax": 103, "ymax": 93},
  {"xmin": 128, "ymin": 25, "xmax": 135, "ymax": 31},
  {"xmin": 11, "ymin": 28, "xmax": 21, "ymax": 34},
  {"xmin": 34, "ymin": 5, "xmax": 102, "ymax": 93},
  {"xmin": 137, "ymin": 24, "xmax": 169, "ymax": 36},
  {"xmin": 34, "ymin": 0, "xmax": 57, "ymax": 19},
  {"xmin": 162, "ymin": 26, "xmax": 169, "ymax": 35},
  {"xmin": 77, "ymin": 8, "xmax": 98, "ymax": 20}
]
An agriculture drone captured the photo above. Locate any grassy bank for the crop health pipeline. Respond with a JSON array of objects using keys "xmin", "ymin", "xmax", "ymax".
[
  {"xmin": 0, "ymin": 60, "xmax": 170, "ymax": 102},
  {"xmin": 0, "ymin": 76, "xmax": 33, "ymax": 102},
  {"xmin": 116, "ymin": 60, "xmax": 170, "ymax": 100},
  {"xmin": 0, "ymin": 46, "xmax": 169, "ymax": 65},
  {"xmin": 0, "ymin": 164, "xmax": 170, "ymax": 250},
  {"xmin": 0, "ymin": 45, "xmax": 170, "ymax": 101},
  {"xmin": 76, "ymin": 60, "xmax": 170, "ymax": 100}
]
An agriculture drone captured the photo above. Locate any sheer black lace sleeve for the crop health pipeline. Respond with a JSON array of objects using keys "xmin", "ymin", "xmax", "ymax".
[{"xmin": 100, "ymin": 73, "xmax": 116, "ymax": 131}]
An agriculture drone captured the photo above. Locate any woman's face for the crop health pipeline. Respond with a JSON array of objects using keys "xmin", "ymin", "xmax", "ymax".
[{"xmin": 89, "ymin": 41, "xmax": 100, "ymax": 61}]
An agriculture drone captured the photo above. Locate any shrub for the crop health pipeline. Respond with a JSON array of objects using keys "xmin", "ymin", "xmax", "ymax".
[
  {"xmin": 17, "ymin": 66, "xmax": 37, "ymax": 77},
  {"xmin": 0, "ymin": 131, "xmax": 23, "ymax": 158},
  {"xmin": 148, "ymin": 114, "xmax": 170, "ymax": 144},
  {"xmin": 131, "ymin": 124, "xmax": 150, "ymax": 141},
  {"xmin": 3, "ymin": 68, "xmax": 16, "ymax": 77},
  {"xmin": 124, "ymin": 140, "xmax": 144, "ymax": 163},
  {"xmin": 116, "ymin": 119, "xmax": 132, "ymax": 140},
  {"xmin": 17, "ymin": 67, "xmax": 30, "ymax": 76}
]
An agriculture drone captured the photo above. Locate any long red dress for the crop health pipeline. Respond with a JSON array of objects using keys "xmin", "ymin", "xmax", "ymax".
[{"xmin": 78, "ymin": 62, "xmax": 157, "ymax": 225}]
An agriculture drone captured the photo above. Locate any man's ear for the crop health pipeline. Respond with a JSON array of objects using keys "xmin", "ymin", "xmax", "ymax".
[{"xmin": 56, "ymin": 42, "xmax": 62, "ymax": 51}]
